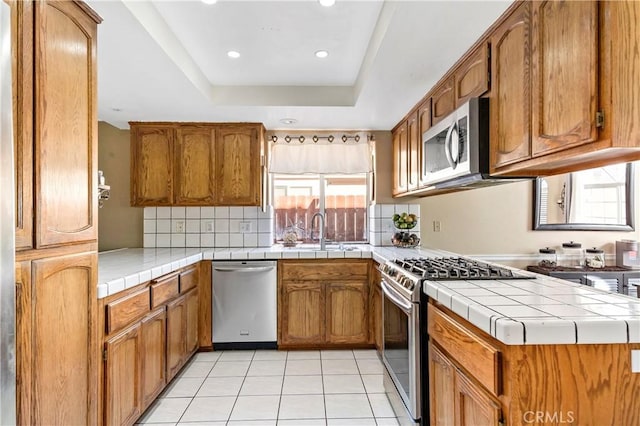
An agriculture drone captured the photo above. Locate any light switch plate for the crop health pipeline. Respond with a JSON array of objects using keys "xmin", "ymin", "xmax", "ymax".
[
  {"xmin": 204, "ymin": 220, "xmax": 214, "ymax": 233},
  {"xmin": 632, "ymin": 350, "xmax": 640, "ymax": 373}
]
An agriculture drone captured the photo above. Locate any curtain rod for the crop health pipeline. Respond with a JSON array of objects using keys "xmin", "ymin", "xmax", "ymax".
[{"xmin": 270, "ymin": 134, "xmax": 374, "ymax": 144}]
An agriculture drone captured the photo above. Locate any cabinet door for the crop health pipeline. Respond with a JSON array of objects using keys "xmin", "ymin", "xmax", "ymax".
[
  {"xmin": 104, "ymin": 323, "xmax": 142, "ymax": 426},
  {"xmin": 34, "ymin": 0, "xmax": 98, "ymax": 247},
  {"xmin": 454, "ymin": 370, "xmax": 502, "ymax": 426},
  {"xmin": 391, "ymin": 122, "xmax": 408, "ymax": 196},
  {"xmin": 174, "ymin": 125, "xmax": 216, "ymax": 205},
  {"xmin": 280, "ymin": 281, "xmax": 325, "ymax": 346},
  {"xmin": 326, "ymin": 281, "xmax": 369, "ymax": 345},
  {"xmin": 490, "ymin": 2, "xmax": 532, "ymax": 170},
  {"xmin": 215, "ymin": 125, "xmax": 261, "ymax": 206},
  {"xmin": 130, "ymin": 125, "xmax": 174, "ymax": 207},
  {"xmin": 30, "ymin": 252, "xmax": 98, "ymax": 425},
  {"xmin": 454, "ymin": 43, "xmax": 490, "ymax": 106},
  {"xmin": 11, "ymin": 0, "xmax": 34, "ymax": 250},
  {"xmin": 418, "ymin": 100, "xmax": 431, "ymax": 187},
  {"xmin": 429, "ymin": 343, "xmax": 456, "ymax": 426},
  {"xmin": 531, "ymin": 1, "xmax": 599, "ymax": 156},
  {"xmin": 140, "ymin": 307, "xmax": 166, "ymax": 410},
  {"xmin": 431, "ymin": 77, "xmax": 455, "ymax": 126},
  {"xmin": 166, "ymin": 294, "xmax": 187, "ymax": 380},
  {"xmin": 369, "ymin": 267, "xmax": 382, "ymax": 352},
  {"xmin": 185, "ymin": 288, "xmax": 199, "ymax": 356},
  {"xmin": 407, "ymin": 112, "xmax": 420, "ymax": 192}
]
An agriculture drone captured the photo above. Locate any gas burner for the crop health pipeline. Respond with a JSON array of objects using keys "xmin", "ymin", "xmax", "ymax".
[{"xmin": 396, "ymin": 257, "xmax": 534, "ymax": 281}]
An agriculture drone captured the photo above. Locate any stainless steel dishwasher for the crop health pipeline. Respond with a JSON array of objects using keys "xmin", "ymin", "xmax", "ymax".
[{"xmin": 212, "ymin": 260, "xmax": 277, "ymax": 349}]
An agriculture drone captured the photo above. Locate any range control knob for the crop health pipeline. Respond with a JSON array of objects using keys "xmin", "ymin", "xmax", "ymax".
[{"xmin": 407, "ymin": 281, "xmax": 416, "ymax": 291}]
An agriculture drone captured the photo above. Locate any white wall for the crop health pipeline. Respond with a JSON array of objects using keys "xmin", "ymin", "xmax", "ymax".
[{"xmin": 418, "ymin": 178, "xmax": 640, "ymax": 258}]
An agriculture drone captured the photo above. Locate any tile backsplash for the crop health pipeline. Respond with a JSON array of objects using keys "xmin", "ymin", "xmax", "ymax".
[
  {"xmin": 369, "ymin": 203, "xmax": 421, "ymax": 247},
  {"xmin": 143, "ymin": 206, "xmax": 274, "ymax": 248},
  {"xmin": 143, "ymin": 204, "xmax": 419, "ymax": 248}
]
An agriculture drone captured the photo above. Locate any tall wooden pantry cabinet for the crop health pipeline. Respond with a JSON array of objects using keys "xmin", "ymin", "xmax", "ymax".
[{"xmin": 11, "ymin": 1, "xmax": 102, "ymax": 424}]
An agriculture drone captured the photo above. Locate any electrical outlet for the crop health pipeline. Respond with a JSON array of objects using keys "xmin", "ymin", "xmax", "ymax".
[
  {"xmin": 204, "ymin": 220, "xmax": 214, "ymax": 233},
  {"xmin": 433, "ymin": 220, "xmax": 442, "ymax": 232},
  {"xmin": 240, "ymin": 221, "xmax": 252, "ymax": 232},
  {"xmin": 175, "ymin": 220, "xmax": 185, "ymax": 233}
]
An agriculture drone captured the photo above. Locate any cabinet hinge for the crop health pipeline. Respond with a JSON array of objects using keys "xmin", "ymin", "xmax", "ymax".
[
  {"xmin": 596, "ymin": 110, "xmax": 605, "ymax": 128},
  {"xmin": 102, "ymin": 349, "xmax": 107, "ymax": 361},
  {"xmin": 498, "ymin": 420, "xmax": 505, "ymax": 426}
]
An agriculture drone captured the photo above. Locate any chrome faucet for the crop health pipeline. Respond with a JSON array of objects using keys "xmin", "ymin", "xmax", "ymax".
[{"xmin": 311, "ymin": 212, "xmax": 326, "ymax": 250}]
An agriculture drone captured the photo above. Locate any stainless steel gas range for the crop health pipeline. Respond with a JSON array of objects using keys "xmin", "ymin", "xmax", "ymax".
[{"xmin": 378, "ymin": 256, "xmax": 533, "ymax": 425}]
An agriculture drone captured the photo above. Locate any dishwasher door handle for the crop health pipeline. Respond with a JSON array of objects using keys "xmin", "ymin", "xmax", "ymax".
[{"xmin": 213, "ymin": 266, "xmax": 275, "ymax": 273}]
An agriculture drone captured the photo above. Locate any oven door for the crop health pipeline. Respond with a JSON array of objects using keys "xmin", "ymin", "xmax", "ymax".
[
  {"xmin": 422, "ymin": 101, "xmax": 471, "ymax": 186},
  {"xmin": 381, "ymin": 277, "xmax": 421, "ymax": 421}
]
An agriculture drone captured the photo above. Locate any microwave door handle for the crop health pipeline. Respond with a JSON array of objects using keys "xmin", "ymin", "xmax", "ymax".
[{"xmin": 444, "ymin": 122, "xmax": 457, "ymax": 169}]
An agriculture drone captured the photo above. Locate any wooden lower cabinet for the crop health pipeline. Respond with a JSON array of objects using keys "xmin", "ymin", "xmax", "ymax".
[
  {"xmin": 280, "ymin": 281, "xmax": 325, "ymax": 346},
  {"xmin": 166, "ymin": 294, "xmax": 187, "ymax": 381},
  {"xmin": 454, "ymin": 370, "xmax": 501, "ymax": 426},
  {"xmin": 326, "ymin": 281, "xmax": 369, "ymax": 344},
  {"xmin": 429, "ymin": 342, "xmax": 455, "ymax": 426},
  {"xmin": 369, "ymin": 266, "xmax": 382, "ymax": 352},
  {"xmin": 18, "ymin": 252, "xmax": 98, "ymax": 426},
  {"xmin": 104, "ymin": 323, "xmax": 142, "ymax": 426},
  {"xmin": 278, "ymin": 260, "xmax": 371, "ymax": 348},
  {"xmin": 185, "ymin": 288, "xmax": 200, "ymax": 354},
  {"xmin": 141, "ymin": 307, "xmax": 167, "ymax": 408}
]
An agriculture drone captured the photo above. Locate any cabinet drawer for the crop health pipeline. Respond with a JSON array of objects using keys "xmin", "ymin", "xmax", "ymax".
[
  {"xmin": 151, "ymin": 274, "xmax": 180, "ymax": 308},
  {"xmin": 180, "ymin": 265, "xmax": 199, "ymax": 293},
  {"xmin": 106, "ymin": 287, "xmax": 151, "ymax": 334},
  {"xmin": 427, "ymin": 303, "xmax": 501, "ymax": 396},
  {"xmin": 281, "ymin": 261, "xmax": 369, "ymax": 281}
]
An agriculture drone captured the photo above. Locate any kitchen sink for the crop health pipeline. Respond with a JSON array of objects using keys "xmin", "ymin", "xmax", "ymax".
[{"xmin": 279, "ymin": 244, "xmax": 361, "ymax": 252}]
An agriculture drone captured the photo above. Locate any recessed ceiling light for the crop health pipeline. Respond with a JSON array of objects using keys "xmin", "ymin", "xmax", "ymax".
[
  {"xmin": 315, "ymin": 50, "xmax": 329, "ymax": 59},
  {"xmin": 227, "ymin": 50, "xmax": 240, "ymax": 59},
  {"xmin": 319, "ymin": 0, "xmax": 336, "ymax": 7},
  {"xmin": 280, "ymin": 118, "xmax": 298, "ymax": 125},
  {"xmin": 201, "ymin": 0, "xmax": 217, "ymax": 4}
]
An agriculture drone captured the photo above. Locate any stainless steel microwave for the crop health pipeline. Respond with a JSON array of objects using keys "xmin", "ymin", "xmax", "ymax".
[{"xmin": 421, "ymin": 97, "xmax": 491, "ymax": 188}]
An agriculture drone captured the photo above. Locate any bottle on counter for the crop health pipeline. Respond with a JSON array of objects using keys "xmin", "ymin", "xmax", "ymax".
[
  {"xmin": 559, "ymin": 241, "xmax": 584, "ymax": 268},
  {"xmin": 538, "ymin": 247, "xmax": 558, "ymax": 268},
  {"xmin": 585, "ymin": 247, "xmax": 605, "ymax": 269}
]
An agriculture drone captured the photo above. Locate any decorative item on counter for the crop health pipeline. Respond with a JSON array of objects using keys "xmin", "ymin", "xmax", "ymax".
[
  {"xmin": 538, "ymin": 247, "xmax": 557, "ymax": 268},
  {"xmin": 391, "ymin": 212, "xmax": 420, "ymax": 248},
  {"xmin": 559, "ymin": 241, "xmax": 584, "ymax": 268},
  {"xmin": 585, "ymin": 247, "xmax": 605, "ymax": 269},
  {"xmin": 281, "ymin": 220, "xmax": 305, "ymax": 247},
  {"xmin": 616, "ymin": 239, "xmax": 640, "ymax": 269}
]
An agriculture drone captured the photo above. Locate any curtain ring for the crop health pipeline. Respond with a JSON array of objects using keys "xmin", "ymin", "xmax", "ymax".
[
  {"xmin": 284, "ymin": 135, "xmax": 291, "ymax": 143},
  {"xmin": 354, "ymin": 135, "xmax": 360, "ymax": 142},
  {"xmin": 341, "ymin": 135, "xmax": 348, "ymax": 143},
  {"xmin": 312, "ymin": 135, "xmax": 319, "ymax": 143},
  {"xmin": 271, "ymin": 135, "xmax": 278, "ymax": 143},
  {"xmin": 328, "ymin": 135, "xmax": 334, "ymax": 143},
  {"xmin": 298, "ymin": 136, "xmax": 305, "ymax": 143}
]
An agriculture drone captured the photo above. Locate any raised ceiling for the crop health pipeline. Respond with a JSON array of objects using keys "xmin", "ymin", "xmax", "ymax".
[{"xmin": 87, "ymin": 0, "xmax": 513, "ymax": 130}]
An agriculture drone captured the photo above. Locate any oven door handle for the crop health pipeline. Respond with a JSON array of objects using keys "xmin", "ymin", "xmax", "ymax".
[{"xmin": 381, "ymin": 279, "xmax": 414, "ymax": 314}]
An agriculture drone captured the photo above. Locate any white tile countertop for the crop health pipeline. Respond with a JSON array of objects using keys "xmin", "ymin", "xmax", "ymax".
[{"xmin": 98, "ymin": 245, "xmax": 640, "ymax": 345}]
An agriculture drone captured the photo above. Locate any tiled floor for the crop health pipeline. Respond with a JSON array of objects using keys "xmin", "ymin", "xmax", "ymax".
[{"xmin": 137, "ymin": 349, "xmax": 398, "ymax": 426}]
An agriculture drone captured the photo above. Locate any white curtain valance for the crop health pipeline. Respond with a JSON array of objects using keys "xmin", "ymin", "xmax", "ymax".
[{"xmin": 269, "ymin": 141, "xmax": 372, "ymax": 174}]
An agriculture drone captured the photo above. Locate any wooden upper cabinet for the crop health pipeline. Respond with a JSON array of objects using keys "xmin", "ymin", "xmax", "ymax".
[
  {"xmin": 326, "ymin": 281, "xmax": 369, "ymax": 345},
  {"xmin": 391, "ymin": 122, "xmax": 408, "ymax": 196},
  {"xmin": 454, "ymin": 43, "xmax": 490, "ymax": 107},
  {"xmin": 490, "ymin": 2, "xmax": 532, "ymax": 170},
  {"xmin": 175, "ymin": 125, "xmax": 216, "ymax": 205},
  {"xmin": 11, "ymin": 0, "xmax": 34, "ymax": 250},
  {"xmin": 215, "ymin": 125, "xmax": 262, "ymax": 206},
  {"xmin": 34, "ymin": 0, "xmax": 99, "ymax": 247},
  {"xmin": 531, "ymin": 0, "xmax": 599, "ymax": 156},
  {"xmin": 130, "ymin": 125, "xmax": 174, "ymax": 207},
  {"xmin": 431, "ymin": 77, "xmax": 455, "ymax": 126},
  {"xmin": 418, "ymin": 100, "xmax": 431, "ymax": 187},
  {"xmin": 407, "ymin": 112, "xmax": 420, "ymax": 192}
]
